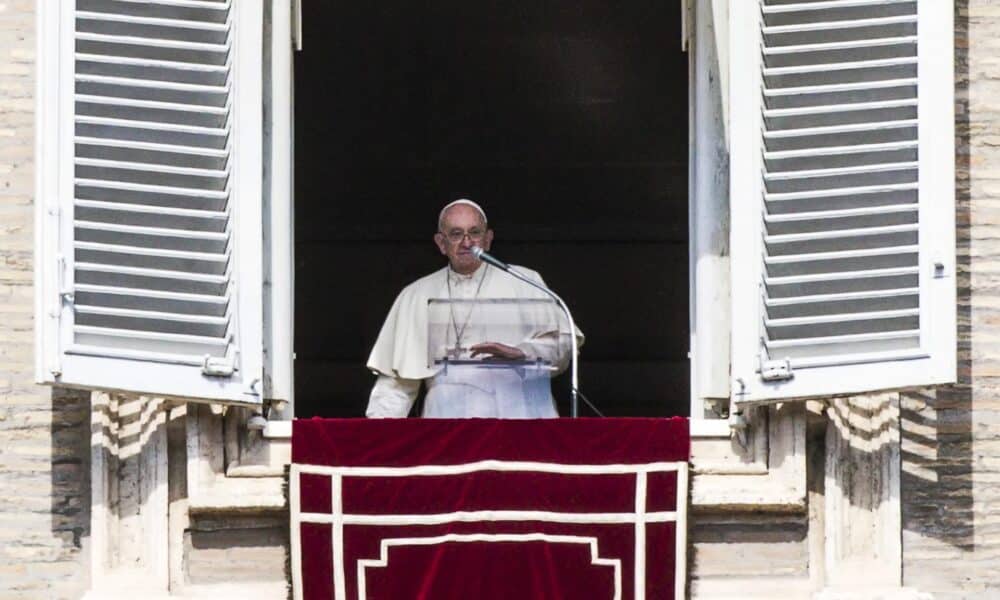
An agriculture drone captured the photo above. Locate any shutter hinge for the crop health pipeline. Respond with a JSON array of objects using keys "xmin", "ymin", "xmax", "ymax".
[
  {"xmin": 56, "ymin": 254, "xmax": 74, "ymax": 307},
  {"xmin": 759, "ymin": 354, "xmax": 793, "ymax": 382},
  {"xmin": 202, "ymin": 355, "xmax": 236, "ymax": 377}
]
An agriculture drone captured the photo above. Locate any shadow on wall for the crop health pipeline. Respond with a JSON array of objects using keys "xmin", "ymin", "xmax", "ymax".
[
  {"xmin": 50, "ymin": 387, "xmax": 92, "ymax": 593},
  {"xmin": 808, "ymin": 3, "xmax": 975, "ymax": 593},
  {"xmin": 899, "ymin": 0, "xmax": 974, "ymax": 571}
]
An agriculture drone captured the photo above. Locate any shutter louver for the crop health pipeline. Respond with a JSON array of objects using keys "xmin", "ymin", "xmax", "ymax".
[
  {"xmin": 35, "ymin": 0, "xmax": 266, "ymax": 403},
  {"xmin": 730, "ymin": 0, "xmax": 956, "ymax": 403},
  {"xmin": 760, "ymin": 0, "xmax": 920, "ymax": 365},
  {"xmin": 71, "ymin": 0, "xmax": 236, "ymax": 364}
]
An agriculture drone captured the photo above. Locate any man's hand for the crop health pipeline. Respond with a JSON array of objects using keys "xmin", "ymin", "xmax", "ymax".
[{"xmin": 469, "ymin": 342, "xmax": 526, "ymax": 360}]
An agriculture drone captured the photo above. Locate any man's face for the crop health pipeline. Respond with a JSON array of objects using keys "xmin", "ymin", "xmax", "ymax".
[{"xmin": 434, "ymin": 204, "xmax": 494, "ymax": 275}]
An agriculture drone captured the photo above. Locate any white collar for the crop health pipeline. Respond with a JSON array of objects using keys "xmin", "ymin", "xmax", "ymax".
[{"xmin": 447, "ymin": 262, "xmax": 487, "ymax": 283}]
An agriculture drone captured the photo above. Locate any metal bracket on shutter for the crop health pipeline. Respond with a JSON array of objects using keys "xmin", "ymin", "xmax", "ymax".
[
  {"xmin": 56, "ymin": 254, "xmax": 74, "ymax": 307},
  {"xmin": 758, "ymin": 353, "xmax": 793, "ymax": 382},
  {"xmin": 48, "ymin": 254, "xmax": 74, "ymax": 377},
  {"xmin": 202, "ymin": 355, "xmax": 236, "ymax": 377}
]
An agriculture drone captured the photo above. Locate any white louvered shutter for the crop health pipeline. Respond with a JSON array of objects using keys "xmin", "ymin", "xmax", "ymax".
[
  {"xmin": 36, "ymin": 0, "xmax": 267, "ymax": 403},
  {"xmin": 729, "ymin": 0, "xmax": 955, "ymax": 404}
]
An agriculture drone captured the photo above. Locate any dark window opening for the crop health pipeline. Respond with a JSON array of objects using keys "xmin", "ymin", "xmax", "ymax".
[{"xmin": 294, "ymin": 1, "xmax": 689, "ymax": 417}]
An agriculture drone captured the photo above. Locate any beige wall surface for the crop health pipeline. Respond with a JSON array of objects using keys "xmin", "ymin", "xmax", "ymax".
[
  {"xmin": 900, "ymin": 2, "xmax": 1000, "ymax": 597},
  {"xmin": 0, "ymin": 2, "xmax": 90, "ymax": 599}
]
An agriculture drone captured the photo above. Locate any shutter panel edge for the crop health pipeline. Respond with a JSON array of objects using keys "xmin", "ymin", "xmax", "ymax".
[
  {"xmin": 229, "ymin": 0, "xmax": 265, "ymax": 403},
  {"xmin": 34, "ymin": 0, "xmax": 68, "ymax": 385}
]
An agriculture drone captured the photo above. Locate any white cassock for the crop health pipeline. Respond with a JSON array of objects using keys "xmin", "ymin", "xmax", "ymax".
[{"xmin": 365, "ymin": 262, "xmax": 583, "ymax": 418}]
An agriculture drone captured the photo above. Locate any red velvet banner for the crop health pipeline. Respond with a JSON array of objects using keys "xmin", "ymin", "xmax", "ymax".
[{"xmin": 291, "ymin": 418, "xmax": 689, "ymax": 600}]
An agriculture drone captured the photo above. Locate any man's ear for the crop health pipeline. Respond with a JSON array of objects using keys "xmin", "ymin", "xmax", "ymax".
[
  {"xmin": 433, "ymin": 232, "xmax": 448, "ymax": 255},
  {"xmin": 482, "ymin": 229, "xmax": 495, "ymax": 250}
]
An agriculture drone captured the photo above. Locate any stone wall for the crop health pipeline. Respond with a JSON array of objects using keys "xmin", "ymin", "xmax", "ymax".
[
  {"xmin": 900, "ymin": 1, "xmax": 1000, "ymax": 598},
  {"xmin": 185, "ymin": 513, "xmax": 289, "ymax": 586},
  {"xmin": 0, "ymin": 2, "xmax": 91, "ymax": 599},
  {"xmin": 690, "ymin": 511, "xmax": 812, "ymax": 598}
]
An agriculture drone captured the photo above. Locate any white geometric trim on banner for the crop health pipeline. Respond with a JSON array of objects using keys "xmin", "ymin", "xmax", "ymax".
[
  {"xmin": 289, "ymin": 460, "xmax": 690, "ymax": 600},
  {"xmin": 357, "ymin": 534, "xmax": 622, "ymax": 600}
]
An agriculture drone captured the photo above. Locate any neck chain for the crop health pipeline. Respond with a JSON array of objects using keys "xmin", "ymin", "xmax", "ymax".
[{"xmin": 446, "ymin": 264, "xmax": 489, "ymax": 359}]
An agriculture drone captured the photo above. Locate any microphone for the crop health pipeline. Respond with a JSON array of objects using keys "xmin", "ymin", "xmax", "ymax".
[{"xmin": 470, "ymin": 246, "xmax": 511, "ymax": 271}]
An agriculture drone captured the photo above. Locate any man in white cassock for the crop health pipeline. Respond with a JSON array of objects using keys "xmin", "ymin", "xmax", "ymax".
[{"xmin": 365, "ymin": 199, "xmax": 583, "ymax": 418}]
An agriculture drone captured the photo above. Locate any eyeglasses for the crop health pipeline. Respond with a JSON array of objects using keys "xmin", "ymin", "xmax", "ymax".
[{"xmin": 441, "ymin": 228, "xmax": 486, "ymax": 244}]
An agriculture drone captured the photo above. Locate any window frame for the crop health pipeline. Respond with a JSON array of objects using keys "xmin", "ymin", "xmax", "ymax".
[
  {"xmin": 265, "ymin": 0, "xmax": 296, "ymax": 413},
  {"xmin": 688, "ymin": 0, "xmax": 732, "ymax": 432}
]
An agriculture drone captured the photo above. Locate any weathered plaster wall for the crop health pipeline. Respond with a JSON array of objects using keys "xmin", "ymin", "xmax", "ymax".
[
  {"xmin": 185, "ymin": 513, "xmax": 289, "ymax": 586},
  {"xmin": 900, "ymin": 1, "xmax": 1000, "ymax": 598},
  {"xmin": 0, "ymin": 2, "xmax": 91, "ymax": 598},
  {"xmin": 691, "ymin": 511, "xmax": 811, "ymax": 598}
]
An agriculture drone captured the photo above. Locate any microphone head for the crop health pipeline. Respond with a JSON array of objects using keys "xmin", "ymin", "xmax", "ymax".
[{"xmin": 469, "ymin": 245, "xmax": 510, "ymax": 271}]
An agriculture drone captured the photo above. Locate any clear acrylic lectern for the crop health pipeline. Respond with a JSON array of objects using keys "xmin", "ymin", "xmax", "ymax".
[{"xmin": 423, "ymin": 298, "xmax": 571, "ymax": 418}]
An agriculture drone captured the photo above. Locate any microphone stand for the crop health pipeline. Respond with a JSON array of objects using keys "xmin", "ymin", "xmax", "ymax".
[
  {"xmin": 505, "ymin": 269, "xmax": 581, "ymax": 418},
  {"xmin": 471, "ymin": 247, "xmax": 581, "ymax": 417}
]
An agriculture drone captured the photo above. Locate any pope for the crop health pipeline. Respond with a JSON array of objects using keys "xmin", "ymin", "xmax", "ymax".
[{"xmin": 365, "ymin": 199, "xmax": 583, "ymax": 418}]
